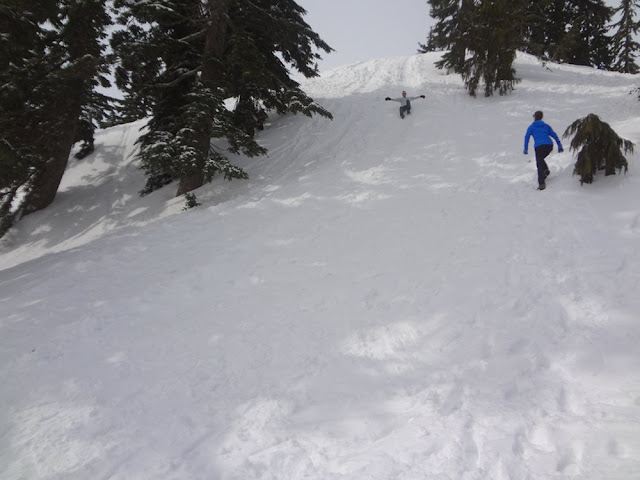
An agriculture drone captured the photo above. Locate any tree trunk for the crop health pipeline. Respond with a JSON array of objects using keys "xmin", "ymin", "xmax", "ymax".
[
  {"xmin": 22, "ymin": 0, "xmax": 103, "ymax": 215},
  {"xmin": 22, "ymin": 79, "xmax": 83, "ymax": 215},
  {"xmin": 177, "ymin": 0, "xmax": 231, "ymax": 196}
]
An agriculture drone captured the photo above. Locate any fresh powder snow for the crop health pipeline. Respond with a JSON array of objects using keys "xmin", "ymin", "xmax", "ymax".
[{"xmin": 1, "ymin": 52, "xmax": 639, "ymax": 480}]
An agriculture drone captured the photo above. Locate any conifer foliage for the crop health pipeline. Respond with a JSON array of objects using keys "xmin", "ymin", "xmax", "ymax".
[
  {"xmin": 611, "ymin": 0, "xmax": 640, "ymax": 73},
  {"xmin": 563, "ymin": 114, "xmax": 634, "ymax": 184},
  {"xmin": 423, "ymin": 0, "xmax": 628, "ymax": 98},
  {"xmin": 459, "ymin": 0, "xmax": 521, "ymax": 97},
  {"xmin": 421, "ymin": 0, "xmax": 475, "ymax": 75},
  {"xmin": 0, "ymin": 0, "xmax": 112, "ymax": 235},
  {"xmin": 0, "ymin": 0, "xmax": 331, "ymax": 237},
  {"xmin": 111, "ymin": 0, "xmax": 333, "ymax": 198},
  {"xmin": 519, "ymin": 0, "xmax": 613, "ymax": 67},
  {"xmin": 560, "ymin": 0, "xmax": 613, "ymax": 68},
  {"xmin": 423, "ymin": 0, "xmax": 522, "ymax": 97},
  {"xmin": 521, "ymin": 0, "xmax": 572, "ymax": 62}
]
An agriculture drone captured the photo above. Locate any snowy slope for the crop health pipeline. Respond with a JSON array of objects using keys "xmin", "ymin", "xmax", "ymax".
[{"xmin": 1, "ymin": 52, "xmax": 639, "ymax": 480}]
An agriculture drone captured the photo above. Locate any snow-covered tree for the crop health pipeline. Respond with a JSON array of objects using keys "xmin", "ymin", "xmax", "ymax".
[{"xmin": 112, "ymin": 0, "xmax": 333, "ymax": 198}]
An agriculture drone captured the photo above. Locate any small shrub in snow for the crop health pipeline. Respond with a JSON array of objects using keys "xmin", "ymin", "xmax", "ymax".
[
  {"xmin": 563, "ymin": 114, "xmax": 634, "ymax": 185},
  {"xmin": 182, "ymin": 193, "xmax": 201, "ymax": 211}
]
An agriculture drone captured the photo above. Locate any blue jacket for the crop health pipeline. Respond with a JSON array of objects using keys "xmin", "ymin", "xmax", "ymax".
[{"xmin": 524, "ymin": 120, "xmax": 563, "ymax": 154}]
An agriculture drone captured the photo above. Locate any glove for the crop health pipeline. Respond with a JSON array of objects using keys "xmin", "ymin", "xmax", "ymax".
[
  {"xmin": 420, "ymin": 95, "xmax": 425, "ymax": 98},
  {"xmin": 523, "ymin": 150, "xmax": 528, "ymax": 155},
  {"xmin": 558, "ymin": 146, "xmax": 564, "ymax": 153},
  {"xmin": 385, "ymin": 97, "xmax": 391, "ymax": 101}
]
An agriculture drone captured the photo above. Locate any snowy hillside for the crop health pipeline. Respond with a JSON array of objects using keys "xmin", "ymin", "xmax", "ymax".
[{"xmin": 1, "ymin": 52, "xmax": 639, "ymax": 480}]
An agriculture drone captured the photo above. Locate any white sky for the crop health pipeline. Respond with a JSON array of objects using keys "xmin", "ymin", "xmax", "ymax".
[{"xmin": 297, "ymin": 0, "xmax": 434, "ymax": 71}]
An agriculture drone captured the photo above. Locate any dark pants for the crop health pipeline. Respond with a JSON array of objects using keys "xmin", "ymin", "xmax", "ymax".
[
  {"xmin": 400, "ymin": 100, "xmax": 411, "ymax": 117},
  {"xmin": 535, "ymin": 144, "xmax": 553, "ymax": 186}
]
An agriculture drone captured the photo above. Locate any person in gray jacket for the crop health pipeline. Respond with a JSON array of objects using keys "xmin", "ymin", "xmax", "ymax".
[{"xmin": 385, "ymin": 91, "xmax": 425, "ymax": 118}]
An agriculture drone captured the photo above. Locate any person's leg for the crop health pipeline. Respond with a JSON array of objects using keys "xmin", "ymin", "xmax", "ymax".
[
  {"xmin": 540, "ymin": 145, "xmax": 552, "ymax": 176},
  {"xmin": 406, "ymin": 99, "xmax": 412, "ymax": 114},
  {"xmin": 399, "ymin": 105, "xmax": 408, "ymax": 118},
  {"xmin": 534, "ymin": 144, "xmax": 553, "ymax": 186}
]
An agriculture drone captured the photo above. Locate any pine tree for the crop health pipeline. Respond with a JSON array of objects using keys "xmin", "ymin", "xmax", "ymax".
[
  {"xmin": 224, "ymin": 0, "xmax": 333, "ymax": 138},
  {"xmin": 24, "ymin": 0, "xmax": 112, "ymax": 214},
  {"xmin": 1, "ymin": 1, "xmax": 112, "ymax": 235},
  {"xmin": 559, "ymin": 0, "xmax": 613, "ymax": 68},
  {"xmin": 112, "ymin": 0, "xmax": 333, "ymax": 198},
  {"xmin": 74, "ymin": 90, "xmax": 118, "ymax": 160},
  {"xmin": 424, "ymin": 0, "xmax": 523, "ymax": 96},
  {"xmin": 112, "ymin": 0, "xmax": 257, "ymax": 195},
  {"xmin": 521, "ymin": 0, "xmax": 614, "ymax": 68},
  {"xmin": 0, "ymin": 0, "xmax": 112, "ymax": 228},
  {"xmin": 521, "ymin": 0, "xmax": 573, "ymax": 61},
  {"xmin": 460, "ymin": 0, "xmax": 522, "ymax": 97},
  {"xmin": 423, "ymin": 0, "xmax": 475, "ymax": 73},
  {"xmin": 417, "ymin": 27, "xmax": 437, "ymax": 53},
  {"xmin": 563, "ymin": 114, "xmax": 634, "ymax": 184},
  {"xmin": 0, "ymin": 1, "xmax": 54, "ymax": 232},
  {"xmin": 0, "ymin": 138, "xmax": 28, "ymax": 237},
  {"xmin": 110, "ymin": 23, "xmax": 160, "ymax": 124},
  {"xmin": 610, "ymin": 0, "xmax": 640, "ymax": 73}
]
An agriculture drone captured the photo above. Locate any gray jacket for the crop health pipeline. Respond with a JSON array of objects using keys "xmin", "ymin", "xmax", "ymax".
[{"xmin": 389, "ymin": 96, "xmax": 420, "ymax": 106}]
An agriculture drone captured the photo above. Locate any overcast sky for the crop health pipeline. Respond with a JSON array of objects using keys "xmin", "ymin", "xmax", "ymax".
[{"xmin": 297, "ymin": 0, "xmax": 434, "ymax": 72}]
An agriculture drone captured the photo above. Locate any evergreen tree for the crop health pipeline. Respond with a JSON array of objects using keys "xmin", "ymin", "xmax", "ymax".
[
  {"xmin": 110, "ymin": 23, "xmax": 161, "ymax": 124},
  {"xmin": 521, "ymin": 0, "xmax": 573, "ymax": 61},
  {"xmin": 563, "ymin": 113, "xmax": 634, "ymax": 184},
  {"xmin": 223, "ymin": 1, "xmax": 333, "ymax": 137},
  {"xmin": 423, "ymin": 0, "xmax": 523, "ymax": 96},
  {"xmin": 560, "ymin": 0, "xmax": 613, "ymax": 68},
  {"xmin": 521, "ymin": 0, "xmax": 614, "ymax": 68},
  {"xmin": 0, "ymin": 0, "xmax": 112, "ymax": 230},
  {"xmin": 610, "ymin": 0, "xmax": 640, "ymax": 73},
  {"xmin": 417, "ymin": 27, "xmax": 437, "ymax": 53},
  {"xmin": 112, "ymin": 0, "xmax": 333, "ymax": 198},
  {"xmin": 112, "ymin": 0, "xmax": 213, "ymax": 195},
  {"xmin": 74, "ymin": 90, "xmax": 118, "ymax": 159},
  {"xmin": 422, "ymin": 0, "xmax": 475, "ymax": 73},
  {"xmin": 460, "ymin": 0, "xmax": 522, "ymax": 97},
  {"xmin": 24, "ymin": 0, "xmax": 112, "ymax": 214},
  {"xmin": 0, "ymin": 138, "xmax": 28, "ymax": 237},
  {"xmin": 0, "ymin": 1, "xmax": 54, "ymax": 233}
]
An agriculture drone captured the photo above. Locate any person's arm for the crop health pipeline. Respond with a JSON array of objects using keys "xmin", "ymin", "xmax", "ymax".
[
  {"xmin": 524, "ymin": 126, "xmax": 532, "ymax": 154},
  {"xmin": 385, "ymin": 97, "xmax": 400, "ymax": 102},
  {"xmin": 548, "ymin": 126, "xmax": 564, "ymax": 152},
  {"xmin": 413, "ymin": 95, "xmax": 426, "ymax": 100}
]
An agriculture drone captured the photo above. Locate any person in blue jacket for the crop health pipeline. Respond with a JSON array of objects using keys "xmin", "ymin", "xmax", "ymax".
[{"xmin": 524, "ymin": 111, "xmax": 564, "ymax": 190}]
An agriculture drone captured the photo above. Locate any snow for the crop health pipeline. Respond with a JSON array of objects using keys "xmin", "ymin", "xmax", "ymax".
[{"xmin": 1, "ymin": 52, "xmax": 640, "ymax": 480}]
